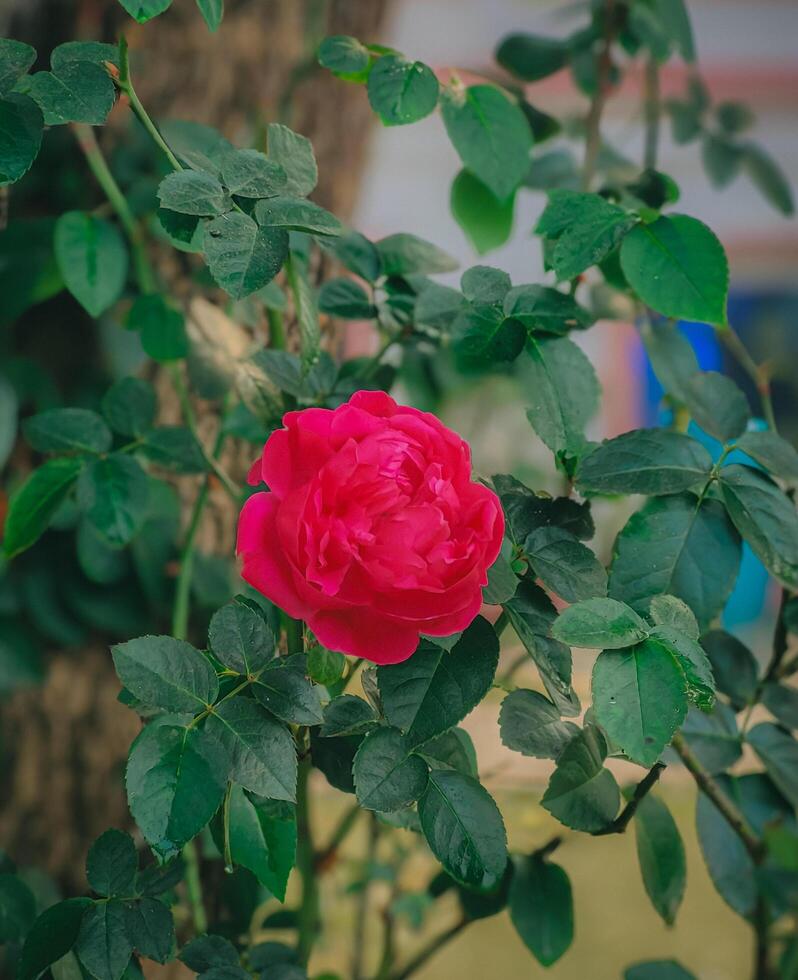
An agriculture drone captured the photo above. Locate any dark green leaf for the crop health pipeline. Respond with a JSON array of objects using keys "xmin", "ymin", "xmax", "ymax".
[
  {"xmin": 619, "ymin": 215, "xmax": 729, "ymax": 326},
  {"xmin": 318, "ymin": 278, "xmax": 376, "ymax": 319},
  {"xmin": 367, "ymin": 55, "xmax": 439, "ymax": 126},
  {"xmin": 376, "ymin": 233, "xmax": 458, "ymax": 276},
  {"xmin": 285, "ymin": 253, "xmax": 319, "ymax": 369},
  {"xmin": 179, "ymin": 934, "xmax": 239, "ymax": 972},
  {"xmin": 736, "ymin": 430, "xmax": 798, "ymax": 481},
  {"xmin": 265, "ymin": 123, "xmax": 318, "ymax": 197},
  {"xmin": 678, "ymin": 702, "xmax": 741, "ymax": 773},
  {"xmin": 417, "ymin": 728, "xmax": 478, "ymax": 777},
  {"xmin": 204, "ymin": 212, "xmax": 288, "ymax": 299},
  {"xmin": 648, "ymin": 595, "xmax": 699, "ymax": 639},
  {"xmin": 503, "ymin": 284, "xmax": 593, "ymax": 336},
  {"xmin": 450, "ymin": 170, "xmax": 515, "ymax": 255},
  {"xmin": 496, "ymin": 33, "xmax": 569, "ymax": 82},
  {"xmin": 219, "ymin": 148, "xmax": 287, "ymax": 199},
  {"xmin": 683, "ymin": 371, "xmax": 750, "ymax": 442},
  {"xmin": 27, "ymin": 60, "xmax": 115, "ymax": 126},
  {"xmin": 640, "ymin": 318, "xmax": 699, "ymax": 403},
  {"xmin": 553, "ymin": 596, "xmax": 649, "ymax": 649},
  {"xmin": 634, "ymin": 792, "xmax": 686, "ymax": 925},
  {"xmin": 77, "ymin": 454, "xmax": 150, "ymax": 548},
  {"xmin": 76, "ymin": 901, "xmax": 132, "ymax": 980},
  {"xmin": 482, "ymin": 551, "xmax": 518, "ymax": 605},
  {"xmin": 252, "ymin": 659, "xmax": 324, "ymax": 726},
  {"xmin": 23, "ymin": 407, "xmax": 111, "ymax": 455},
  {"xmin": 55, "ymin": 212, "xmax": 128, "ymax": 317},
  {"xmin": 743, "ymin": 143, "xmax": 794, "ymax": 216},
  {"xmin": 353, "ymin": 727, "xmax": 429, "ymax": 811},
  {"xmin": 719, "ymin": 464, "xmax": 798, "ymax": 588},
  {"xmin": 318, "ymin": 35, "xmax": 371, "ymax": 77},
  {"xmin": 324, "ymin": 230, "xmax": 381, "ymax": 281},
  {"xmin": 494, "ymin": 474, "xmax": 594, "ymax": 543},
  {"xmin": 625, "ymin": 962, "xmax": 697, "ymax": 980},
  {"xmin": 441, "ymin": 83, "xmax": 532, "ymax": 201},
  {"xmin": 0, "ymin": 874, "xmax": 36, "ymax": 943},
  {"xmin": 112, "ymin": 635, "xmax": 218, "ymax": 712},
  {"xmin": 140, "ymin": 427, "xmax": 208, "ymax": 474},
  {"xmin": 525, "ymin": 526, "xmax": 606, "ymax": 602},
  {"xmin": 122, "ymin": 897, "xmax": 174, "ymax": 963},
  {"xmin": 0, "ymin": 94, "xmax": 43, "ymax": 185},
  {"xmin": 452, "ymin": 305, "xmax": 526, "ymax": 368},
  {"xmin": 223, "ymin": 787, "xmax": 296, "ymax": 901},
  {"xmin": 746, "ymin": 723, "xmax": 798, "ymax": 809},
  {"xmin": 461, "ymin": 265, "xmax": 510, "ymax": 304},
  {"xmin": 649, "ymin": 625, "xmax": 714, "ymax": 709},
  {"xmin": 418, "ymin": 770, "xmax": 507, "ymax": 891},
  {"xmin": 255, "ymin": 197, "xmax": 341, "ymax": 236},
  {"xmin": 320, "ymin": 695, "xmax": 377, "ymax": 737},
  {"xmin": 576, "ymin": 429, "xmax": 713, "ymax": 495},
  {"xmin": 159, "ymin": 120, "xmax": 233, "ymax": 175},
  {"xmin": 87, "ymin": 829, "xmax": 138, "ymax": 897},
  {"xmin": 499, "ymin": 689, "xmax": 579, "ymax": 760},
  {"xmin": 377, "ymin": 616, "xmax": 499, "ymax": 747},
  {"xmin": 509, "ymin": 856, "xmax": 573, "ymax": 966},
  {"xmin": 102, "ymin": 378, "xmax": 157, "ymax": 437},
  {"xmin": 157, "ymin": 170, "xmax": 230, "ymax": 216},
  {"xmin": 762, "ymin": 683, "xmax": 798, "ymax": 730},
  {"xmin": 208, "ymin": 601, "xmax": 276, "ymax": 674},
  {"xmin": 128, "ymin": 294, "xmax": 188, "ymax": 362},
  {"xmin": 0, "ymin": 38, "xmax": 36, "ymax": 95},
  {"xmin": 3, "ymin": 456, "xmax": 83, "ymax": 559},
  {"xmin": 536, "ymin": 191, "xmax": 635, "ymax": 280},
  {"xmin": 700, "ymin": 629, "xmax": 757, "ymax": 709},
  {"xmin": 702, "ymin": 134, "xmax": 742, "ymax": 189},
  {"xmin": 310, "ymin": 731, "xmax": 363, "ymax": 794},
  {"xmin": 541, "ymin": 725, "xmax": 620, "ymax": 832},
  {"xmin": 18, "ymin": 898, "xmax": 92, "ymax": 980},
  {"xmin": 127, "ymin": 720, "xmax": 230, "ymax": 858}
]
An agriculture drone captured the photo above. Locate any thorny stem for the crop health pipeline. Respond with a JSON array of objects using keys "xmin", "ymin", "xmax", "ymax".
[
  {"xmin": 581, "ymin": 0, "xmax": 617, "ymax": 189},
  {"xmin": 593, "ymin": 763, "xmax": 665, "ymax": 835},
  {"xmin": 296, "ymin": 752, "xmax": 321, "ymax": 968},
  {"xmin": 352, "ymin": 813, "xmax": 380, "ymax": 980},
  {"xmin": 388, "ymin": 915, "xmax": 470, "ymax": 980}
]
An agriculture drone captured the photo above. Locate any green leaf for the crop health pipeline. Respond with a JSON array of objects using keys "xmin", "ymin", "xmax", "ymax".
[
  {"xmin": 367, "ymin": 54, "xmax": 439, "ymax": 126},
  {"xmin": 649, "ymin": 626, "xmax": 714, "ymax": 709},
  {"xmin": 140, "ymin": 427, "xmax": 208, "ymax": 474},
  {"xmin": 208, "ymin": 601, "xmax": 276, "ymax": 674},
  {"xmin": 678, "ymin": 703, "xmax": 741, "ymax": 773},
  {"xmin": 450, "ymin": 169, "xmax": 515, "ymax": 255},
  {"xmin": 608, "ymin": 494, "xmax": 741, "ymax": 630},
  {"xmin": 77, "ymin": 454, "xmax": 150, "ymax": 548},
  {"xmin": 441, "ymin": 83, "xmax": 532, "ymax": 201},
  {"xmin": 285, "ymin": 253, "xmax": 319, "ymax": 369},
  {"xmin": 634, "ymin": 791, "xmax": 686, "ymax": 925},
  {"xmin": 503, "ymin": 284, "xmax": 593, "ymax": 336},
  {"xmin": 536, "ymin": 191, "xmax": 635, "ymax": 280},
  {"xmin": 619, "ymin": 215, "xmax": 729, "ymax": 326},
  {"xmin": 417, "ymin": 728, "xmax": 478, "ymax": 777},
  {"xmin": 206, "ymin": 698, "xmax": 297, "ymax": 801},
  {"xmin": 509, "ymin": 856, "xmax": 573, "ymax": 966},
  {"xmin": 223, "ymin": 787, "xmax": 295, "ymax": 900},
  {"xmin": 18, "ymin": 898, "xmax": 92, "ymax": 980},
  {"xmin": 576, "ymin": 429, "xmax": 713, "ymax": 495},
  {"xmin": 55, "ymin": 212, "xmax": 128, "ymax": 317},
  {"xmin": 719, "ymin": 464, "xmax": 798, "ymax": 588},
  {"xmin": 3, "ymin": 456, "xmax": 83, "ymax": 559},
  {"xmin": 75, "ymin": 901, "xmax": 132, "ymax": 980},
  {"xmin": 592, "ymin": 639, "xmax": 687, "ymax": 766},
  {"xmin": 320, "ymin": 695, "xmax": 377, "ymax": 738},
  {"xmin": 746, "ymin": 723, "xmax": 798, "ymax": 809},
  {"xmin": 0, "ymin": 874, "xmax": 36, "ymax": 943},
  {"xmin": 159, "ymin": 120, "xmax": 233, "ymax": 175},
  {"xmin": 482, "ymin": 551, "xmax": 518, "ymax": 605},
  {"xmin": 324, "ymin": 230, "xmax": 382, "ymax": 281},
  {"xmin": 541, "ymin": 725, "xmax": 620, "ymax": 832},
  {"xmin": 376, "ymin": 233, "xmax": 458, "ymax": 276},
  {"xmin": 499, "ymin": 689, "xmax": 579, "ymax": 760},
  {"xmin": 306, "ymin": 644, "xmax": 345, "ymax": 687},
  {"xmin": 204, "ymin": 212, "xmax": 289, "ymax": 299},
  {"xmin": 318, "ymin": 278, "xmax": 376, "ymax": 319},
  {"xmin": 255, "ymin": 197, "xmax": 341, "ymax": 236},
  {"xmin": 452, "ymin": 305, "xmax": 526, "ymax": 368},
  {"xmin": 418, "ymin": 770, "xmax": 507, "ymax": 891},
  {"xmin": 318, "ymin": 35, "xmax": 371, "ymax": 77},
  {"xmin": 461, "ymin": 265, "xmax": 510, "ymax": 303},
  {"xmin": 86, "ymin": 829, "xmax": 138, "ymax": 897},
  {"xmin": 118, "ymin": 0, "xmax": 173, "ymax": 21},
  {"xmin": 524, "ymin": 335, "xmax": 600, "ymax": 455},
  {"xmin": 253, "ymin": 659, "xmax": 324, "ymax": 726},
  {"xmin": 219, "ymin": 148, "xmax": 287, "ymax": 199},
  {"xmin": 353, "ymin": 727, "xmax": 430, "ymax": 811},
  {"xmin": 122, "ymin": 897, "xmax": 174, "ymax": 964},
  {"xmin": 525, "ymin": 526, "xmax": 607, "ymax": 602},
  {"xmin": 494, "ymin": 474, "xmax": 594, "ymax": 543},
  {"xmin": 553, "ymin": 597, "xmax": 649, "ymax": 649},
  {"xmin": 0, "ymin": 38, "xmax": 36, "ymax": 95},
  {"xmin": 180, "ymin": 933, "xmax": 239, "ymax": 971},
  {"xmin": 265, "ymin": 123, "xmax": 318, "ymax": 197},
  {"xmin": 648, "ymin": 595, "xmax": 699, "ymax": 639},
  {"xmin": 27, "ymin": 60, "xmax": 115, "ymax": 125},
  {"xmin": 196, "ymin": 0, "xmax": 223, "ymax": 31},
  {"xmin": 701, "ymin": 134, "xmax": 742, "ymax": 189},
  {"xmin": 700, "ymin": 629, "xmax": 757, "ymax": 710},
  {"xmin": 112, "ymin": 635, "xmax": 218, "ymax": 712},
  {"xmin": 23, "ymin": 407, "xmax": 112, "ymax": 455},
  {"xmin": 126, "ymin": 720, "xmax": 229, "ymax": 858},
  {"xmin": 128, "ymin": 294, "xmax": 188, "ymax": 362},
  {"xmin": 505, "ymin": 581, "xmax": 578, "ymax": 715},
  {"xmin": 625, "ymin": 961, "xmax": 697, "ymax": 980},
  {"xmin": 0, "ymin": 94, "xmax": 43, "ymax": 186},
  {"xmin": 496, "ymin": 33, "xmax": 569, "ymax": 82},
  {"xmin": 761, "ymin": 682, "xmax": 798, "ymax": 730},
  {"xmin": 736, "ymin": 430, "xmax": 798, "ymax": 481},
  {"xmin": 157, "ymin": 170, "xmax": 230, "ymax": 216},
  {"xmin": 683, "ymin": 371, "xmax": 750, "ymax": 442},
  {"xmin": 102, "ymin": 378, "xmax": 157, "ymax": 437},
  {"xmin": 377, "ymin": 616, "xmax": 499, "ymax": 748},
  {"xmin": 743, "ymin": 143, "xmax": 794, "ymax": 217},
  {"xmin": 640, "ymin": 318, "xmax": 699, "ymax": 403}
]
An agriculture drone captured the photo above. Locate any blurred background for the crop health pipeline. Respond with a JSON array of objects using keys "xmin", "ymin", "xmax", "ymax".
[{"xmin": 1, "ymin": 0, "xmax": 796, "ymax": 977}]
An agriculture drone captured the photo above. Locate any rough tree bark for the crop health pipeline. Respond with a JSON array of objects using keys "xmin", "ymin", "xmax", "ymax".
[{"xmin": 0, "ymin": 0, "xmax": 391, "ymax": 890}]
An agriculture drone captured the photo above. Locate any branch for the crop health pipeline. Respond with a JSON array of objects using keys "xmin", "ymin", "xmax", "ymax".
[
  {"xmin": 315, "ymin": 803, "xmax": 361, "ymax": 871},
  {"xmin": 642, "ymin": 57, "xmax": 660, "ymax": 171},
  {"xmin": 388, "ymin": 915, "xmax": 470, "ymax": 980},
  {"xmin": 671, "ymin": 733, "xmax": 764, "ymax": 862},
  {"xmin": 296, "ymin": 752, "xmax": 320, "ymax": 968},
  {"xmin": 352, "ymin": 813, "xmax": 380, "ymax": 980},
  {"xmin": 582, "ymin": 0, "xmax": 617, "ymax": 189},
  {"xmin": 716, "ymin": 325, "xmax": 778, "ymax": 432},
  {"xmin": 593, "ymin": 763, "xmax": 666, "ymax": 836}
]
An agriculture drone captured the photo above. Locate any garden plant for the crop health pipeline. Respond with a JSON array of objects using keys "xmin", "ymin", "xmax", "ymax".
[{"xmin": 1, "ymin": 1, "xmax": 797, "ymax": 979}]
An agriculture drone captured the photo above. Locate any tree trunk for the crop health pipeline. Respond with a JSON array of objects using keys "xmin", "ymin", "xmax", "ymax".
[{"xmin": 0, "ymin": 0, "xmax": 390, "ymax": 891}]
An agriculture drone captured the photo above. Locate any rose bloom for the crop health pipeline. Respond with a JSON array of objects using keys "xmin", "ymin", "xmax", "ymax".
[{"xmin": 237, "ymin": 391, "xmax": 504, "ymax": 664}]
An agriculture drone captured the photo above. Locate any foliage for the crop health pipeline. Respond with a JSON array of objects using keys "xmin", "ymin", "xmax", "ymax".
[{"xmin": 0, "ymin": 2, "xmax": 797, "ymax": 980}]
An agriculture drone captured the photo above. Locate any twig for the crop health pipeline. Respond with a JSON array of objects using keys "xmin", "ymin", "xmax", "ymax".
[
  {"xmin": 593, "ymin": 763, "xmax": 665, "ymax": 835},
  {"xmin": 352, "ymin": 813, "xmax": 380, "ymax": 980},
  {"xmin": 388, "ymin": 915, "xmax": 470, "ymax": 980},
  {"xmin": 642, "ymin": 57, "xmax": 660, "ymax": 171},
  {"xmin": 716, "ymin": 325, "xmax": 777, "ymax": 432},
  {"xmin": 315, "ymin": 802, "xmax": 361, "ymax": 870},
  {"xmin": 532, "ymin": 835, "xmax": 563, "ymax": 860},
  {"xmin": 296, "ymin": 752, "xmax": 320, "ymax": 967},
  {"xmin": 581, "ymin": 0, "xmax": 617, "ymax": 189},
  {"xmin": 182, "ymin": 839, "xmax": 207, "ymax": 935}
]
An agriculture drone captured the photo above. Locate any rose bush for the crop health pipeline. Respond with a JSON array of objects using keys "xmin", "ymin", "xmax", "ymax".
[{"xmin": 238, "ymin": 390, "xmax": 504, "ymax": 662}]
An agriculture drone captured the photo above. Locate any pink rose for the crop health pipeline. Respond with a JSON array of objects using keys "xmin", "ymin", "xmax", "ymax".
[{"xmin": 236, "ymin": 391, "xmax": 504, "ymax": 664}]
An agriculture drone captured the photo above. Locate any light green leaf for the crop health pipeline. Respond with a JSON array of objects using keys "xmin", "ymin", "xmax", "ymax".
[
  {"xmin": 683, "ymin": 371, "xmax": 750, "ymax": 443},
  {"xmin": 23, "ymin": 407, "xmax": 111, "ymax": 455},
  {"xmin": 112, "ymin": 635, "xmax": 218, "ymax": 712},
  {"xmin": 206, "ymin": 698, "xmax": 297, "ymax": 802},
  {"xmin": 75, "ymin": 902, "xmax": 132, "ymax": 980},
  {"xmin": 576, "ymin": 429, "xmax": 713, "ymax": 495},
  {"xmin": 620, "ymin": 215, "xmax": 729, "ymax": 326},
  {"xmin": 418, "ymin": 770, "xmax": 507, "ymax": 891},
  {"xmin": 255, "ymin": 196, "xmax": 341, "ymax": 236},
  {"xmin": 208, "ymin": 601, "xmax": 276, "ymax": 674},
  {"xmin": 441, "ymin": 83, "xmax": 532, "ymax": 201},
  {"xmin": 736, "ymin": 430, "xmax": 798, "ymax": 481},
  {"xmin": 220, "ymin": 148, "xmax": 286, "ymax": 199},
  {"xmin": 452, "ymin": 304, "xmax": 526, "ymax": 368},
  {"xmin": 159, "ymin": 120, "xmax": 233, "ymax": 175},
  {"xmin": 86, "ymin": 829, "xmax": 138, "ymax": 897},
  {"xmin": 509, "ymin": 856, "xmax": 573, "ymax": 966},
  {"xmin": 223, "ymin": 787, "xmax": 295, "ymax": 900},
  {"xmin": 0, "ymin": 38, "xmax": 36, "ymax": 95},
  {"xmin": 128, "ymin": 294, "xmax": 188, "ymax": 362},
  {"xmin": 318, "ymin": 35, "xmax": 371, "ymax": 77},
  {"xmin": 634, "ymin": 792, "xmax": 686, "ymax": 925},
  {"xmin": 55, "ymin": 211, "xmax": 128, "ymax": 317},
  {"xmin": 265, "ymin": 123, "xmax": 318, "ymax": 197},
  {"xmin": 536, "ymin": 191, "xmax": 635, "ymax": 280},
  {"xmin": 117, "ymin": 0, "xmax": 173, "ymax": 23},
  {"xmin": 204, "ymin": 212, "xmax": 289, "ymax": 299},
  {"xmin": 376, "ymin": 233, "xmax": 458, "ymax": 276},
  {"xmin": 102, "ymin": 378, "xmax": 157, "ymax": 437},
  {"xmin": 77, "ymin": 454, "xmax": 150, "ymax": 548},
  {"xmin": 541, "ymin": 725, "xmax": 620, "ymax": 832},
  {"xmin": 27, "ymin": 60, "xmax": 115, "ymax": 126},
  {"xmin": 461, "ymin": 265, "xmax": 510, "ymax": 303},
  {"xmin": 3, "ymin": 456, "xmax": 84, "ymax": 559},
  {"xmin": 650, "ymin": 625, "xmax": 714, "ymax": 709},
  {"xmin": 367, "ymin": 54, "xmax": 439, "ymax": 126},
  {"xmin": 499, "ymin": 689, "xmax": 579, "ymax": 760},
  {"xmin": 306, "ymin": 644, "xmax": 346, "ymax": 687},
  {"xmin": 157, "ymin": 170, "xmax": 230, "ymax": 216},
  {"xmin": 196, "ymin": 0, "xmax": 223, "ymax": 31},
  {"xmin": 483, "ymin": 550, "xmax": 518, "ymax": 605},
  {"xmin": 552, "ymin": 597, "xmax": 649, "ymax": 649},
  {"xmin": 648, "ymin": 595, "xmax": 699, "ymax": 639},
  {"xmin": 525, "ymin": 526, "xmax": 606, "ymax": 602},
  {"xmin": 450, "ymin": 169, "xmax": 515, "ymax": 254},
  {"xmin": 353, "ymin": 726, "xmax": 429, "ymax": 811},
  {"xmin": 284, "ymin": 253, "xmax": 319, "ymax": 369},
  {"xmin": 0, "ymin": 94, "xmax": 43, "ymax": 186}
]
